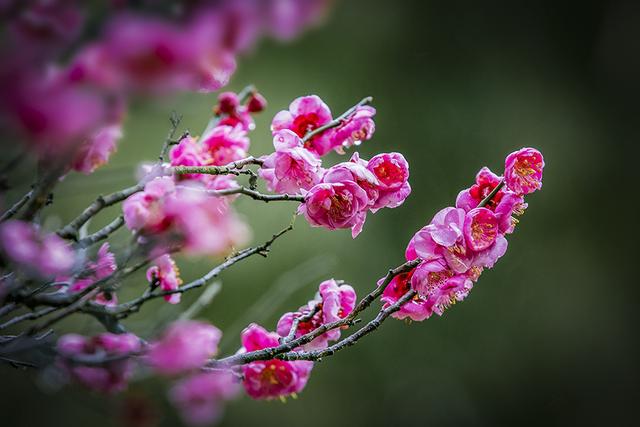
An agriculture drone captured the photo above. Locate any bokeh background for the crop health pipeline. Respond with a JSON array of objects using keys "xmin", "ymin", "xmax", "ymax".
[{"xmin": 2, "ymin": 0, "xmax": 638, "ymax": 426}]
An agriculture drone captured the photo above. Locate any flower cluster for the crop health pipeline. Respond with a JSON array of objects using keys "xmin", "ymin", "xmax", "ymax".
[
  {"xmin": 0, "ymin": 0, "xmax": 329, "ymax": 169},
  {"xmin": 57, "ymin": 332, "xmax": 141, "ymax": 394},
  {"xmin": 58, "ymin": 243, "xmax": 117, "ymax": 307},
  {"xmin": 146, "ymin": 254, "xmax": 183, "ymax": 304},
  {"xmin": 122, "ymin": 176, "xmax": 249, "ymax": 257},
  {"xmin": 259, "ymin": 95, "xmax": 410, "ymax": 237},
  {"xmin": 382, "ymin": 147, "xmax": 544, "ymax": 321},
  {"xmin": 0, "ymin": 220, "xmax": 74, "ymax": 277}
]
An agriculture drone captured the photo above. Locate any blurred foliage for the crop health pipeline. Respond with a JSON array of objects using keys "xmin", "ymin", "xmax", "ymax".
[{"xmin": 2, "ymin": 0, "xmax": 638, "ymax": 426}]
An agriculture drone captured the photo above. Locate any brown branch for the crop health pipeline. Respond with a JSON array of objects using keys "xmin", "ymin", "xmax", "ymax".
[{"xmin": 76, "ymin": 216, "xmax": 125, "ymax": 249}]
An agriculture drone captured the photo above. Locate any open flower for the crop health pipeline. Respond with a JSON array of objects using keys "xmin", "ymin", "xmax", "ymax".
[
  {"xmin": 380, "ymin": 269, "xmax": 432, "ymax": 321},
  {"xmin": 276, "ymin": 279, "xmax": 356, "ymax": 349},
  {"xmin": 170, "ymin": 135, "xmax": 210, "ymax": 181},
  {"xmin": 463, "ymin": 208, "xmax": 499, "ymax": 252},
  {"xmin": 271, "ymin": 95, "xmax": 333, "ymax": 156},
  {"xmin": 298, "ymin": 180, "xmax": 370, "ymax": 238},
  {"xmin": 366, "ymin": 152, "xmax": 411, "ymax": 211},
  {"xmin": 147, "ymin": 321, "xmax": 221, "ymax": 376},
  {"xmin": 456, "ymin": 167, "xmax": 505, "ymax": 212},
  {"xmin": 258, "ymin": 130, "xmax": 323, "ymax": 194},
  {"xmin": 328, "ymin": 105, "xmax": 376, "ymax": 153},
  {"xmin": 504, "ymin": 147, "xmax": 544, "ymax": 195},
  {"xmin": 201, "ymin": 125, "xmax": 250, "ymax": 166},
  {"xmin": 323, "ymin": 153, "xmax": 379, "ymax": 205},
  {"xmin": 240, "ymin": 323, "xmax": 313, "ymax": 400},
  {"xmin": 146, "ymin": 254, "xmax": 182, "ymax": 304}
]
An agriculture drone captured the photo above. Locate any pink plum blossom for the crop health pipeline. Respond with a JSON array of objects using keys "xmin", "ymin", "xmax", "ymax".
[
  {"xmin": 170, "ymin": 135, "xmax": 209, "ymax": 181},
  {"xmin": 504, "ymin": 147, "xmax": 544, "ymax": 195},
  {"xmin": 328, "ymin": 105, "xmax": 376, "ymax": 153},
  {"xmin": 61, "ymin": 243, "xmax": 117, "ymax": 307},
  {"xmin": 298, "ymin": 180, "xmax": 369, "ymax": 238},
  {"xmin": 169, "ymin": 371, "xmax": 240, "ymax": 426},
  {"xmin": 240, "ymin": 323, "xmax": 313, "ymax": 400},
  {"xmin": 271, "ymin": 95, "xmax": 333, "ymax": 156},
  {"xmin": 146, "ymin": 254, "xmax": 182, "ymax": 304},
  {"xmin": 72, "ymin": 123, "xmax": 122, "ymax": 174},
  {"xmin": 366, "ymin": 152, "xmax": 411, "ymax": 211},
  {"xmin": 494, "ymin": 191, "xmax": 527, "ymax": 234},
  {"xmin": 463, "ymin": 208, "xmax": 499, "ymax": 252},
  {"xmin": 200, "ymin": 125, "xmax": 250, "ymax": 166},
  {"xmin": 259, "ymin": 130, "xmax": 323, "ymax": 194},
  {"xmin": 380, "ymin": 269, "xmax": 432, "ymax": 322},
  {"xmin": 276, "ymin": 279, "xmax": 356, "ymax": 349},
  {"xmin": 323, "ymin": 153, "xmax": 379, "ymax": 205},
  {"xmin": 0, "ymin": 220, "xmax": 74, "ymax": 277},
  {"xmin": 456, "ymin": 167, "xmax": 505, "ymax": 212},
  {"xmin": 122, "ymin": 176, "xmax": 175, "ymax": 233},
  {"xmin": 57, "ymin": 332, "xmax": 141, "ymax": 394},
  {"xmin": 147, "ymin": 321, "xmax": 221, "ymax": 376}
]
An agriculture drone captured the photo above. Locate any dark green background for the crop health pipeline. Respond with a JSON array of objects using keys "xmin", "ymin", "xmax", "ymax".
[{"xmin": 2, "ymin": 0, "xmax": 638, "ymax": 426}]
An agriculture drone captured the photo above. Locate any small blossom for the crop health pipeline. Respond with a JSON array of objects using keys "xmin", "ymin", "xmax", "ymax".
[
  {"xmin": 276, "ymin": 279, "xmax": 356, "ymax": 349},
  {"xmin": 122, "ymin": 176, "xmax": 175, "ymax": 233},
  {"xmin": 201, "ymin": 125, "xmax": 250, "ymax": 166},
  {"xmin": 271, "ymin": 95, "xmax": 333, "ymax": 156},
  {"xmin": 380, "ymin": 269, "xmax": 432, "ymax": 322},
  {"xmin": 463, "ymin": 208, "xmax": 499, "ymax": 252},
  {"xmin": 170, "ymin": 135, "xmax": 209, "ymax": 181},
  {"xmin": 146, "ymin": 254, "xmax": 182, "ymax": 304},
  {"xmin": 456, "ymin": 167, "xmax": 505, "ymax": 212},
  {"xmin": 504, "ymin": 147, "xmax": 544, "ymax": 195},
  {"xmin": 366, "ymin": 152, "xmax": 411, "ymax": 211},
  {"xmin": 258, "ymin": 130, "xmax": 323, "ymax": 194},
  {"xmin": 298, "ymin": 180, "xmax": 369, "ymax": 238},
  {"xmin": 61, "ymin": 243, "xmax": 117, "ymax": 307},
  {"xmin": 240, "ymin": 323, "xmax": 313, "ymax": 400},
  {"xmin": 328, "ymin": 105, "xmax": 376, "ymax": 153},
  {"xmin": 57, "ymin": 332, "xmax": 141, "ymax": 394},
  {"xmin": 323, "ymin": 153, "xmax": 380, "ymax": 205},
  {"xmin": 169, "ymin": 371, "xmax": 240, "ymax": 426},
  {"xmin": 494, "ymin": 191, "xmax": 527, "ymax": 234},
  {"xmin": 247, "ymin": 92, "xmax": 267, "ymax": 113},
  {"xmin": 147, "ymin": 321, "xmax": 221, "ymax": 376},
  {"xmin": 0, "ymin": 220, "xmax": 74, "ymax": 277}
]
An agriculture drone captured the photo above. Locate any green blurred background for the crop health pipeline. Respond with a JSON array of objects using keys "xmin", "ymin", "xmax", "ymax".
[{"xmin": 3, "ymin": 0, "xmax": 638, "ymax": 425}]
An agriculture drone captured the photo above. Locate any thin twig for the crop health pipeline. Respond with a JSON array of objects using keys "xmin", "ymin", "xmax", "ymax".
[
  {"xmin": 57, "ymin": 183, "xmax": 144, "ymax": 239},
  {"xmin": 178, "ymin": 281, "xmax": 222, "ymax": 321},
  {"xmin": 28, "ymin": 289, "xmax": 100, "ymax": 334},
  {"xmin": 478, "ymin": 180, "xmax": 505, "ymax": 208},
  {"xmin": 0, "ymin": 190, "xmax": 33, "ymax": 222},
  {"xmin": 76, "ymin": 216, "xmax": 125, "ymax": 249},
  {"xmin": 203, "ymin": 186, "xmax": 304, "ymax": 203},
  {"xmin": 282, "ymin": 303, "xmax": 321, "ymax": 344},
  {"xmin": 0, "ymin": 306, "xmax": 58, "ymax": 331},
  {"xmin": 159, "ymin": 111, "xmax": 183, "ymax": 162}
]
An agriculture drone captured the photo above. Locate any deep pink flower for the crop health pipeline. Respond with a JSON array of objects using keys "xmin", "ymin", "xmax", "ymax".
[
  {"xmin": 146, "ymin": 254, "xmax": 182, "ymax": 304},
  {"xmin": 240, "ymin": 323, "xmax": 313, "ymax": 400},
  {"xmin": 72, "ymin": 124, "xmax": 122, "ymax": 174},
  {"xmin": 169, "ymin": 371, "xmax": 240, "ymax": 426},
  {"xmin": 247, "ymin": 92, "xmax": 268, "ymax": 113},
  {"xmin": 366, "ymin": 152, "xmax": 411, "ymax": 211},
  {"xmin": 276, "ymin": 279, "xmax": 356, "ymax": 349},
  {"xmin": 170, "ymin": 135, "xmax": 210, "ymax": 181},
  {"xmin": 61, "ymin": 243, "xmax": 117, "ymax": 307},
  {"xmin": 201, "ymin": 125, "xmax": 250, "ymax": 166},
  {"xmin": 504, "ymin": 147, "xmax": 544, "ymax": 195},
  {"xmin": 147, "ymin": 321, "xmax": 221, "ymax": 376},
  {"xmin": 0, "ymin": 220, "xmax": 74, "ymax": 277},
  {"xmin": 380, "ymin": 269, "xmax": 432, "ymax": 322},
  {"xmin": 57, "ymin": 332, "xmax": 141, "ymax": 394},
  {"xmin": 259, "ymin": 130, "xmax": 323, "ymax": 194},
  {"xmin": 328, "ymin": 105, "xmax": 376, "ymax": 153},
  {"xmin": 494, "ymin": 191, "xmax": 527, "ymax": 234},
  {"xmin": 456, "ymin": 167, "xmax": 505, "ymax": 212},
  {"xmin": 463, "ymin": 208, "xmax": 499, "ymax": 252},
  {"xmin": 298, "ymin": 180, "xmax": 370, "ymax": 238},
  {"xmin": 323, "ymin": 153, "xmax": 379, "ymax": 205},
  {"xmin": 122, "ymin": 176, "xmax": 175, "ymax": 233},
  {"xmin": 271, "ymin": 95, "xmax": 333, "ymax": 156}
]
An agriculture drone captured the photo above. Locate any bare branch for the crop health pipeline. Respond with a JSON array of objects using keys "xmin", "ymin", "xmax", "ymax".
[
  {"xmin": 76, "ymin": 216, "xmax": 125, "ymax": 249},
  {"xmin": 0, "ymin": 189, "xmax": 33, "ymax": 222}
]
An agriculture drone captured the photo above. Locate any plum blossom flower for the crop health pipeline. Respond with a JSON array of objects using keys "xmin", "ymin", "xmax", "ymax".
[
  {"xmin": 240, "ymin": 323, "xmax": 313, "ymax": 400},
  {"xmin": 456, "ymin": 167, "xmax": 505, "ymax": 212},
  {"xmin": 463, "ymin": 208, "xmax": 499, "ymax": 252},
  {"xmin": 0, "ymin": 220, "xmax": 74, "ymax": 277},
  {"xmin": 259, "ymin": 130, "xmax": 323, "ymax": 194},
  {"xmin": 380, "ymin": 269, "xmax": 432, "ymax": 322},
  {"xmin": 298, "ymin": 180, "xmax": 369, "ymax": 238},
  {"xmin": 276, "ymin": 279, "xmax": 356, "ymax": 349},
  {"xmin": 200, "ymin": 125, "xmax": 250, "ymax": 166},
  {"xmin": 169, "ymin": 135, "xmax": 209, "ymax": 181},
  {"xmin": 146, "ymin": 254, "xmax": 182, "ymax": 304},
  {"xmin": 169, "ymin": 371, "xmax": 240, "ymax": 426},
  {"xmin": 494, "ymin": 191, "xmax": 527, "ymax": 234},
  {"xmin": 271, "ymin": 95, "xmax": 333, "ymax": 156},
  {"xmin": 122, "ymin": 176, "xmax": 176, "ymax": 233},
  {"xmin": 61, "ymin": 243, "xmax": 118, "ymax": 307},
  {"xmin": 57, "ymin": 332, "xmax": 141, "ymax": 394},
  {"xmin": 323, "ymin": 153, "xmax": 379, "ymax": 205},
  {"xmin": 147, "ymin": 321, "xmax": 221, "ymax": 376},
  {"xmin": 504, "ymin": 147, "xmax": 544, "ymax": 195},
  {"xmin": 366, "ymin": 152, "xmax": 411, "ymax": 211},
  {"xmin": 328, "ymin": 105, "xmax": 376, "ymax": 153},
  {"xmin": 71, "ymin": 123, "xmax": 122, "ymax": 174}
]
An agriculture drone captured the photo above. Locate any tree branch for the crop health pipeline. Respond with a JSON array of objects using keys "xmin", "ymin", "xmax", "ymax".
[
  {"xmin": 76, "ymin": 216, "xmax": 124, "ymax": 249},
  {"xmin": 0, "ymin": 189, "xmax": 33, "ymax": 222}
]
